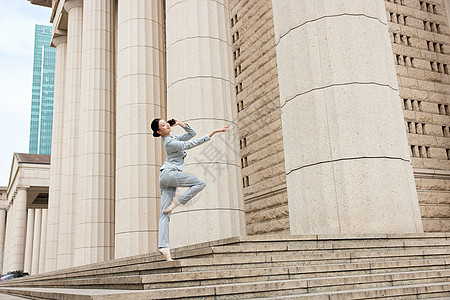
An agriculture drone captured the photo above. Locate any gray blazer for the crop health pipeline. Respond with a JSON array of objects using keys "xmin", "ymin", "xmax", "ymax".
[{"xmin": 160, "ymin": 124, "xmax": 211, "ymax": 171}]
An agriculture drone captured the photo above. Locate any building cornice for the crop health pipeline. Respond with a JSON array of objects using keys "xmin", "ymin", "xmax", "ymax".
[
  {"xmin": 50, "ymin": 0, "xmax": 60, "ymax": 22},
  {"xmin": 28, "ymin": 0, "xmax": 52, "ymax": 8}
]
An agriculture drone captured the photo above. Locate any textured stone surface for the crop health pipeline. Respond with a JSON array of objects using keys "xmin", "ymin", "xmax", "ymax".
[
  {"xmin": 38, "ymin": 209, "xmax": 47, "ymax": 274},
  {"xmin": 387, "ymin": 0, "xmax": 450, "ymax": 233},
  {"xmin": 422, "ymin": 218, "xmax": 450, "ymax": 231},
  {"xmin": 229, "ymin": 0, "xmax": 288, "ymax": 235},
  {"xmin": 0, "ymin": 234, "xmax": 448, "ymax": 299},
  {"xmin": 0, "ymin": 209, "xmax": 6, "ymax": 274},
  {"xmin": 23, "ymin": 210, "xmax": 34, "ymax": 274},
  {"xmin": 115, "ymin": 0, "xmax": 166, "ymax": 258},
  {"xmin": 46, "ymin": 36, "xmax": 66, "ymax": 273},
  {"xmin": 166, "ymin": 0, "xmax": 245, "ymax": 248},
  {"xmin": 272, "ymin": 0, "xmax": 423, "ymax": 234},
  {"xmin": 31, "ymin": 209, "xmax": 41, "ymax": 275},
  {"xmin": 58, "ymin": 0, "xmax": 83, "ymax": 270},
  {"xmin": 75, "ymin": 0, "xmax": 115, "ymax": 267},
  {"xmin": 3, "ymin": 188, "xmax": 27, "ymax": 273}
]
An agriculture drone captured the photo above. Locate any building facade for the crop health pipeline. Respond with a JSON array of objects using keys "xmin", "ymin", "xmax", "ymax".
[
  {"xmin": 1, "ymin": 153, "xmax": 49, "ymax": 274},
  {"xmin": 29, "ymin": 25, "xmax": 56, "ymax": 155},
  {"xmin": 1, "ymin": 0, "xmax": 444, "ymax": 275},
  {"xmin": 231, "ymin": 0, "xmax": 450, "ymax": 235}
]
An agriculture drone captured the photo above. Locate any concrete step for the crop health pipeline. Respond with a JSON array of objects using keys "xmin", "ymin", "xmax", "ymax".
[
  {"xmin": 143, "ymin": 260, "xmax": 450, "ymax": 290},
  {"xmin": 6, "ymin": 234, "xmax": 449, "ymax": 280},
  {"xmin": 179, "ymin": 248, "xmax": 450, "ymax": 271},
  {"xmin": 1, "ymin": 276, "xmax": 449, "ymax": 299},
  {"xmin": 4, "ymin": 246, "xmax": 448, "ymax": 287},
  {"xmin": 251, "ymin": 282, "xmax": 450, "ymax": 299},
  {"xmin": 0, "ymin": 234, "xmax": 448, "ymax": 299},
  {"xmin": 3, "ymin": 258, "xmax": 448, "ymax": 292},
  {"xmin": 0, "ymin": 287, "xmax": 131, "ymax": 300},
  {"xmin": 209, "ymin": 239, "xmax": 450, "ymax": 257},
  {"xmin": 167, "ymin": 233, "xmax": 450, "ymax": 259},
  {"xmin": 3, "ymin": 250, "xmax": 449, "ymax": 289},
  {"xmin": 305, "ymin": 269, "xmax": 450, "ymax": 293}
]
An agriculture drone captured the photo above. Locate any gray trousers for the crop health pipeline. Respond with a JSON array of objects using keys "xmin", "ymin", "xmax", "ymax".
[{"xmin": 158, "ymin": 168, "xmax": 206, "ymax": 248}]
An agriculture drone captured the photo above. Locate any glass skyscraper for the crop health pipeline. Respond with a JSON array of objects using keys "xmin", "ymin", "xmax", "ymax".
[{"xmin": 29, "ymin": 25, "xmax": 56, "ymax": 155}]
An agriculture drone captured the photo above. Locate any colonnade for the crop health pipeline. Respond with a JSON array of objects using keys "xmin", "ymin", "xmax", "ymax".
[
  {"xmin": 44, "ymin": 0, "xmax": 245, "ymax": 272},
  {"xmin": 0, "ymin": 207, "xmax": 48, "ymax": 275},
  {"xmin": 22, "ymin": 209, "xmax": 48, "ymax": 275}
]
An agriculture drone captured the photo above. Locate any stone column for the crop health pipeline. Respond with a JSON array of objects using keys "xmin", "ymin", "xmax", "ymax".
[
  {"xmin": 0, "ymin": 209, "xmax": 6, "ymax": 274},
  {"xmin": 271, "ymin": 0, "xmax": 423, "ymax": 234},
  {"xmin": 3, "ymin": 206, "xmax": 13, "ymax": 273},
  {"xmin": 23, "ymin": 209, "xmax": 35, "ymax": 274},
  {"xmin": 39, "ymin": 209, "xmax": 47, "ymax": 274},
  {"xmin": 4, "ymin": 188, "xmax": 28, "ymax": 272},
  {"xmin": 74, "ymin": 0, "xmax": 115, "ymax": 266},
  {"xmin": 46, "ymin": 35, "xmax": 67, "ymax": 272},
  {"xmin": 166, "ymin": 0, "xmax": 246, "ymax": 248},
  {"xmin": 115, "ymin": 0, "xmax": 166, "ymax": 258},
  {"xmin": 58, "ymin": 0, "xmax": 83, "ymax": 270},
  {"xmin": 31, "ymin": 209, "xmax": 42, "ymax": 275}
]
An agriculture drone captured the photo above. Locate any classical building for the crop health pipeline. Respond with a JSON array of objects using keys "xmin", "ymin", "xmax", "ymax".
[
  {"xmin": 1, "ymin": 153, "xmax": 49, "ymax": 274},
  {"xmin": 29, "ymin": 25, "xmax": 56, "ymax": 155},
  {"xmin": 0, "ymin": 0, "xmax": 446, "ymax": 275}
]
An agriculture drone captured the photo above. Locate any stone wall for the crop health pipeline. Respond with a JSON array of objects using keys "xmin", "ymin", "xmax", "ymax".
[
  {"xmin": 231, "ymin": 0, "xmax": 449, "ymax": 234},
  {"xmin": 229, "ymin": 0, "xmax": 289, "ymax": 235},
  {"xmin": 385, "ymin": 0, "xmax": 450, "ymax": 232}
]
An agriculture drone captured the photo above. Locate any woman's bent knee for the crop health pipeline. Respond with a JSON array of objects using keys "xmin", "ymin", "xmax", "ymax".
[{"xmin": 198, "ymin": 179, "xmax": 206, "ymax": 189}]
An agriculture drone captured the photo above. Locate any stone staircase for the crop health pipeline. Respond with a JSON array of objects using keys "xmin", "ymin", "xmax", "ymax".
[{"xmin": 0, "ymin": 233, "xmax": 449, "ymax": 299}]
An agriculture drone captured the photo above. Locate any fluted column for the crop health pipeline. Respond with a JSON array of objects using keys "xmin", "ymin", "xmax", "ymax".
[
  {"xmin": 58, "ymin": 0, "xmax": 83, "ymax": 270},
  {"xmin": 31, "ymin": 209, "xmax": 42, "ymax": 274},
  {"xmin": 74, "ymin": 0, "xmax": 115, "ymax": 266},
  {"xmin": 3, "ymin": 188, "xmax": 28, "ymax": 272},
  {"xmin": 46, "ymin": 35, "xmax": 67, "ymax": 272},
  {"xmin": 271, "ymin": 0, "xmax": 423, "ymax": 234},
  {"xmin": 115, "ymin": 0, "xmax": 166, "ymax": 258},
  {"xmin": 166, "ymin": 0, "xmax": 245, "ymax": 248},
  {"xmin": 23, "ymin": 209, "xmax": 35, "ymax": 274},
  {"xmin": 39, "ymin": 209, "xmax": 47, "ymax": 273},
  {"xmin": 0, "ymin": 209, "xmax": 6, "ymax": 274},
  {"xmin": 3, "ymin": 206, "xmax": 13, "ymax": 273}
]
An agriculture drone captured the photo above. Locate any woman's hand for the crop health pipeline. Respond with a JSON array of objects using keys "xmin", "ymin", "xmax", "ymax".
[
  {"xmin": 172, "ymin": 119, "xmax": 186, "ymax": 127},
  {"xmin": 209, "ymin": 126, "xmax": 229, "ymax": 138}
]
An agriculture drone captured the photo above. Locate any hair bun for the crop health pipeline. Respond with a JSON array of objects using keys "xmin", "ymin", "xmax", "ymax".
[{"xmin": 151, "ymin": 118, "xmax": 161, "ymax": 138}]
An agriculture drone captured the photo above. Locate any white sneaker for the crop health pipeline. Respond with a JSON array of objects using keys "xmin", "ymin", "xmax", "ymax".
[{"xmin": 159, "ymin": 247, "xmax": 174, "ymax": 261}]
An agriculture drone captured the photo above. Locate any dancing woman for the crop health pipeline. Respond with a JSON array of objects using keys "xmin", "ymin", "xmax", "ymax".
[{"xmin": 151, "ymin": 118, "xmax": 228, "ymax": 261}]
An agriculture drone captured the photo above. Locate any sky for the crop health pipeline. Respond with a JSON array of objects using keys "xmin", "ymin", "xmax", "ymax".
[{"xmin": 0, "ymin": 1, "xmax": 52, "ymax": 186}]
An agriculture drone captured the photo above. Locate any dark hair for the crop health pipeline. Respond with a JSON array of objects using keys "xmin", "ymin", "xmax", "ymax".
[{"xmin": 151, "ymin": 118, "xmax": 161, "ymax": 137}]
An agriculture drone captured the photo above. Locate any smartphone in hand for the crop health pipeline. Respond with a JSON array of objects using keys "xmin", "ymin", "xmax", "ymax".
[{"xmin": 168, "ymin": 119, "xmax": 176, "ymax": 126}]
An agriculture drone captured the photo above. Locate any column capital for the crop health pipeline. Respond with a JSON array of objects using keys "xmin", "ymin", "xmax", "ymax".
[
  {"xmin": 15, "ymin": 186, "xmax": 30, "ymax": 193},
  {"xmin": 64, "ymin": 0, "xmax": 83, "ymax": 12},
  {"xmin": 52, "ymin": 35, "xmax": 67, "ymax": 47},
  {"xmin": 7, "ymin": 186, "xmax": 29, "ymax": 208}
]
